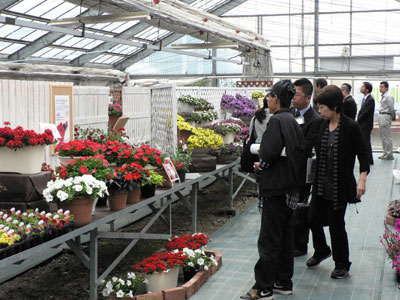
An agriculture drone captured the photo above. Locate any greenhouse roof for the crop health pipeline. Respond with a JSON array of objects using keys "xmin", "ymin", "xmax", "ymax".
[{"xmin": 0, "ymin": 0, "xmax": 268, "ymax": 71}]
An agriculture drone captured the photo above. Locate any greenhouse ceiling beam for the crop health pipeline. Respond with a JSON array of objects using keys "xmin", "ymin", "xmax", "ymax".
[
  {"xmin": 7, "ymin": 8, "xmax": 100, "ymax": 62},
  {"xmin": 70, "ymin": 0, "xmax": 197, "ymax": 66},
  {"xmin": 114, "ymin": 0, "xmax": 246, "ymax": 71},
  {"xmin": 221, "ymin": 8, "xmax": 400, "ymax": 18},
  {"xmin": 272, "ymin": 41, "xmax": 400, "ymax": 48},
  {"xmin": 0, "ymin": 0, "xmax": 19, "ymax": 11},
  {"xmin": 0, "ymin": 16, "xmax": 244, "ymax": 66}
]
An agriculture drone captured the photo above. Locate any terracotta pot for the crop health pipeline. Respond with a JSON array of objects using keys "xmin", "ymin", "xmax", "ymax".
[
  {"xmin": 108, "ymin": 189, "xmax": 128, "ymax": 211},
  {"xmin": 386, "ymin": 213, "xmax": 396, "ymax": 226},
  {"xmin": 108, "ymin": 115, "xmax": 120, "ymax": 128},
  {"xmin": 58, "ymin": 197, "xmax": 94, "ymax": 227},
  {"xmin": 141, "ymin": 184, "xmax": 156, "ymax": 198},
  {"xmin": 127, "ymin": 187, "xmax": 141, "ymax": 204}
]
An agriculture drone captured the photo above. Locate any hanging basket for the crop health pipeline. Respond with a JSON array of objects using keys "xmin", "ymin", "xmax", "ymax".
[
  {"xmin": 127, "ymin": 187, "xmax": 141, "ymax": 204},
  {"xmin": 144, "ymin": 267, "xmax": 180, "ymax": 293},
  {"xmin": 58, "ymin": 197, "xmax": 94, "ymax": 227},
  {"xmin": 0, "ymin": 145, "xmax": 46, "ymax": 174},
  {"xmin": 177, "ymin": 129, "xmax": 192, "ymax": 147},
  {"xmin": 108, "ymin": 189, "xmax": 128, "ymax": 211}
]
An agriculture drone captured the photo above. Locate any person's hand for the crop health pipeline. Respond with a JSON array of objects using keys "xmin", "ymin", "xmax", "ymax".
[
  {"xmin": 254, "ymin": 162, "xmax": 261, "ymax": 172},
  {"xmin": 356, "ymin": 178, "xmax": 366, "ymax": 200}
]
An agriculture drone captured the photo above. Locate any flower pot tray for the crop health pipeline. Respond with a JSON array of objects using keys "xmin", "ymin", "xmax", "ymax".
[
  {"xmin": 188, "ymin": 156, "xmax": 217, "ymax": 173},
  {"xmin": 386, "ymin": 213, "xmax": 397, "ymax": 226},
  {"xmin": 0, "ymin": 221, "xmax": 76, "ymax": 261},
  {"xmin": 134, "ymin": 250, "xmax": 222, "ymax": 300}
]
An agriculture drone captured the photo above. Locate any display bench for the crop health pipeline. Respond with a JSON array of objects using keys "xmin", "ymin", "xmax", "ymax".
[{"xmin": 0, "ymin": 160, "xmax": 255, "ymax": 300}]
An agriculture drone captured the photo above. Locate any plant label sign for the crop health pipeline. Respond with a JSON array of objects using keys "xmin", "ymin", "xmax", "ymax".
[{"xmin": 163, "ymin": 157, "xmax": 180, "ymax": 185}]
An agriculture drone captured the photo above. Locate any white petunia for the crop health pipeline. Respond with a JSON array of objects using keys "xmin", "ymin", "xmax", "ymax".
[
  {"xmin": 112, "ymin": 277, "xmax": 118, "ymax": 282},
  {"xmin": 57, "ymin": 209, "xmax": 63, "ymax": 214},
  {"xmin": 73, "ymin": 185, "xmax": 83, "ymax": 192},
  {"xmin": 127, "ymin": 290, "xmax": 134, "ymax": 298},
  {"xmin": 204, "ymin": 265, "xmax": 208, "ymax": 270},
  {"xmin": 116, "ymin": 290, "xmax": 125, "ymax": 298},
  {"xmin": 56, "ymin": 190, "xmax": 69, "ymax": 201},
  {"xmin": 101, "ymin": 288, "xmax": 111, "ymax": 297},
  {"xmin": 126, "ymin": 280, "xmax": 131, "ymax": 286},
  {"xmin": 118, "ymin": 279, "xmax": 125, "ymax": 285},
  {"xmin": 127, "ymin": 272, "xmax": 136, "ymax": 279},
  {"xmin": 188, "ymin": 262, "xmax": 194, "ymax": 268},
  {"xmin": 197, "ymin": 258, "xmax": 204, "ymax": 266},
  {"xmin": 106, "ymin": 281, "xmax": 113, "ymax": 290},
  {"xmin": 86, "ymin": 187, "xmax": 93, "ymax": 195}
]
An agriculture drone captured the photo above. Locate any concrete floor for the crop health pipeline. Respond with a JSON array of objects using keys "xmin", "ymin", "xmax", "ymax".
[{"xmin": 191, "ymin": 153, "xmax": 400, "ymax": 300}]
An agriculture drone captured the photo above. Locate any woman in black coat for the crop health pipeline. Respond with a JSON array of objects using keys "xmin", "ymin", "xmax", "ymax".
[{"xmin": 306, "ymin": 85, "xmax": 369, "ymax": 279}]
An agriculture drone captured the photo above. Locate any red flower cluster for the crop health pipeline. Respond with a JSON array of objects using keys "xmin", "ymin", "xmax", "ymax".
[
  {"xmin": 0, "ymin": 122, "xmax": 54, "ymax": 149},
  {"xmin": 103, "ymin": 140, "xmax": 131, "ymax": 164},
  {"xmin": 56, "ymin": 155, "xmax": 112, "ymax": 181},
  {"xmin": 110, "ymin": 162, "xmax": 150, "ymax": 191},
  {"xmin": 171, "ymin": 159, "xmax": 185, "ymax": 170},
  {"xmin": 132, "ymin": 251, "xmax": 187, "ymax": 274},
  {"xmin": 132, "ymin": 145, "xmax": 165, "ymax": 167},
  {"xmin": 55, "ymin": 139, "xmax": 106, "ymax": 156},
  {"xmin": 165, "ymin": 233, "xmax": 210, "ymax": 251}
]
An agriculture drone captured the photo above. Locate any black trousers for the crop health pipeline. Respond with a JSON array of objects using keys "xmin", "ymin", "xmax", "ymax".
[
  {"xmin": 309, "ymin": 198, "xmax": 350, "ymax": 265},
  {"xmin": 294, "ymin": 184, "xmax": 311, "ymax": 251},
  {"xmin": 254, "ymin": 195, "xmax": 295, "ymax": 290},
  {"xmin": 361, "ymin": 128, "xmax": 373, "ymax": 164}
]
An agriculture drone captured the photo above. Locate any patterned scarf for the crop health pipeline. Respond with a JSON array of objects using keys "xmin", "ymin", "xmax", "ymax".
[{"xmin": 316, "ymin": 119, "xmax": 341, "ymax": 210}]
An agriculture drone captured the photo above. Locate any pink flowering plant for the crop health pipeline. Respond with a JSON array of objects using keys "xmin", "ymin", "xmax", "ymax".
[
  {"xmin": 109, "ymin": 102, "xmax": 123, "ymax": 117},
  {"xmin": 381, "ymin": 219, "xmax": 400, "ymax": 270}
]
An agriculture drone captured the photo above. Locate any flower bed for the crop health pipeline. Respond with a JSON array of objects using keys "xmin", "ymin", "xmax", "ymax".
[
  {"xmin": 186, "ymin": 128, "xmax": 224, "ymax": 151},
  {"xmin": 165, "ymin": 233, "xmax": 210, "ymax": 251},
  {"xmin": 0, "ymin": 208, "xmax": 75, "ymax": 259}
]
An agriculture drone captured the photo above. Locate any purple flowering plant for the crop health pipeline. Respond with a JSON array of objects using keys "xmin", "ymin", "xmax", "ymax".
[
  {"xmin": 235, "ymin": 126, "xmax": 250, "ymax": 142},
  {"xmin": 205, "ymin": 121, "xmax": 242, "ymax": 136},
  {"xmin": 220, "ymin": 94, "xmax": 257, "ymax": 118},
  {"xmin": 209, "ymin": 143, "xmax": 243, "ymax": 156}
]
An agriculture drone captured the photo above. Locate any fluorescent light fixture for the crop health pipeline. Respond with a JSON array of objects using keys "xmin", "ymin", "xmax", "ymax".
[
  {"xmin": 170, "ymin": 43, "xmax": 239, "ymax": 49},
  {"xmin": 49, "ymin": 11, "xmax": 150, "ymax": 26}
]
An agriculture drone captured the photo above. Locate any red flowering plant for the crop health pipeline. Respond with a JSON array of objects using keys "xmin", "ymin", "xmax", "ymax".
[
  {"xmin": 132, "ymin": 251, "xmax": 187, "ymax": 274},
  {"xmin": 55, "ymin": 155, "xmax": 113, "ymax": 181},
  {"xmin": 55, "ymin": 139, "xmax": 106, "ymax": 157},
  {"xmin": 0, "ymin": 122, "xmax": 55, "ymax": 150},
  {"xmin": 74, "ymin": 125, "xmax": 130, "ymax": 145},
  {"xmin": 109, "ymin": 162, "xmax": 151, "ymax": 192},
  {"xmin": 102, "ymin": 140, "xmax": 132, "ymax": 164},
  {"xmin": 165, "ymin": 233, "xmax": 210, "ymax": 251},
  {"xmin": 131, "ymin": 145, "xmax": 165, "ymax": 168}
]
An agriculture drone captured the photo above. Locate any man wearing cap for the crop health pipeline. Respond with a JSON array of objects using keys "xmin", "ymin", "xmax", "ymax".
[
  {"xmin": 378, "ymin": 81, "xmax": 395, "ymax": 160},
  {"xmin": 240, "ymin": 80, "xmax": 305, "ymax": 300}
]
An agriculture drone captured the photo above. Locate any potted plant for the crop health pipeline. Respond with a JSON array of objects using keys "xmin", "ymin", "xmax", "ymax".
[
  {"xmin": 205, "ymin": 121, "xmax": 242, "ymax": 144},
  {"xmin": 170, "ymin": 150, "xmax": 192, "ymax": 182},
  {"xmin": 141, "ymin": 170, "xmax": 164, "ymax": 198},
  {"xmin": 381, "ymin": 219, "xmax": 400, "ymax": 283},
  {"xmin": 251, "ymin": 91, "xmax": 265, "ymax": 106},
  {"xmin": 43, "ymin": 174, "xmax": 108, "ymax": 227},
  {"xmin": 0, "ymin": 122, "xmax": 55, "ymax": 174},
  {"xmin": 178, "ymin": 95, "xmax": 214, "ymax": 113},
  {"xmin": 387, "ymin": 199, "xmax": 400, "ymax": 225},
  {"xmin": 180, "ymin": 110, "xmax": 218, "ymax": 127},
  {"xmin": 108, "ymin": 163, "xmax": 150, "ymax": 210},
  {"xmin": 108, "ymin": 101, "xmax": 123, "ymax": 128},
  {"xmin": 131, "ymin": 145, "xmax": 165, "ymax": 169},
  {"xmin": 165, "ymin": 233, "xmax": 210, "ymax": 251},
  {"xmin": 74, "ymin": 125, "xmax": 130, "ymax": 145},
  {"xmin": 132, "ymin": 251, "xmax": 187, "ymax": 293},
  {"xmin": 220, "ymin": 94, "xmax": 257, "ymax": 124},
  {"xmin": 181, "ymin": 248, "xmax": 218, "ymax": 281},
  {"xmin": 186, "ymin": 128, "xmax": 224, "ymax": 156},
  {"xmin": 56, "ymin": 139, "xmax": 106, "ymax": 164},
  {"xmin": 177, "ymin": 115, "xmax": 195, "ymax": 147},
  {"xmin": 209, "ymin": 143, "xmax": 243, "ymax": 164},
  {"xmin": 99, "ymin": 272, "xmax": 144, "ymax": 299}
]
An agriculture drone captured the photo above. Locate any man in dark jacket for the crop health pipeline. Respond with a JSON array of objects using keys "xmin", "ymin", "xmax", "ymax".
[
  {"xmin": 341, "ymin": 83, "xmax": 357, "ymax": 120},
  {"xmin": 357, "ymin": 82, "xmax": 375, "ymax": 164},
  {"xmin": 240, "ymin": 80, "xmax": 305, "ymax": 300},
  {"xmin": 291, "ymin": 78, "xmax": 322, "ymax": 257}
]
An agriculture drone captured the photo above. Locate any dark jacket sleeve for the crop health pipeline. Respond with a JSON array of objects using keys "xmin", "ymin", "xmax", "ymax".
[
  {"xmin": 351, "ymin": 122, "xmax": 370, "ymax": 174},
  {"xmin": 303, "ymin": 117, "xmax": 323, "ymax": 158},
  {"xmin": 259, "ymin": 117, "xmax": 284, "ymax": 164}
]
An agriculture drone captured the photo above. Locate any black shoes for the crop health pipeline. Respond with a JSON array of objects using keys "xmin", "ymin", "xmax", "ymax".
[
  {"xmin": 331, "ymin": 262, "xmax": 351, "ymax": 279},
  {"xmin": 293, "ymin": 249, "xmax": 307, "ymax": 257},
  {"xmin": 273, "ymin": 282, "xmax": 293, "ymax": 295},
  {"xmin": 239, "ymin": 288, "xmax": 273, "ymax": 300},
  {"xmin": 306, "ymin": 250, "xmax": 332, "ymax": 267}
]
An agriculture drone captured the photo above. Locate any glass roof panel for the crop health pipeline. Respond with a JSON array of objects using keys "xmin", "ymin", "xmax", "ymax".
[
  {"xmin": 111, "ymin": 20, "xmax": 140, "ymax": 33},
  {"xmin": 64, "ymin": 51, "xmax": 84, "ymax": 60},
  {"xmin": 101, "ymin": 21, "xmax": 125, "ymax": 32},
  {"xmin": 6, "ymin": 27, "xmax": 35, "ymax": 40},
  {"xmin": 23, "ymin": 29, "xmax": 48, "ymax": 42},
  {"xmin": 0, "ymin": 25, "xmax": 20, "ymax": 38},
  {"xmin": 53, "ymin": 49, "xmax": 74, "ymax": 59},
  {"xmin": 40, "ymin": 2, "xmax": 76, "ymax": 20},
  {"xmin": 32, "ymin": 47, "xmax": 52, "ymax": 57},
  {"xmin": 102, "ymin": 55, "xmax": 121, "ymax": 64},
  {"xmin": 40, "ymin": 47, "xmax": 64, "ymax": 58},
  {"xmin": 0, "ymin": 43, "xmax": 25, "ymax": 55},
  {"xmin": 58, "ymin": 6, "xmax": 83, "ymax": 19},
  {"xmin": 0, "ymin": 41, "xmax": 11, "ymax": 51},
  {"xmin": 52, "ymin": 35, "xmax": 73, "ymax": 45},
  {"xmin": 28, "ymin": 0, "xmax": 64, "ymax": 17},
  {"xmin": 8, "ymin": 0, "xmax": 47, "ymax": 14}
]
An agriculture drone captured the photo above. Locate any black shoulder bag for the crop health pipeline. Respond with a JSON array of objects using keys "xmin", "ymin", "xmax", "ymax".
[{"xmin": 240, "ymin": 121, "xmax": 258, "ymax": 173}]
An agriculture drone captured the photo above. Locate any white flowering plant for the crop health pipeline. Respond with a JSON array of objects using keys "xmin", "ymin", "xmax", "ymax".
[
  {"xmin": 181, "ymin": 247, "xmax": 218, "ymax": 272},
  {"xmin": 43, "ymin": 174, "xmax": 108, "ymax": 203},
  {"xmin": 100, "ymin": 272, "xmax": 144, "ymax": 298}
]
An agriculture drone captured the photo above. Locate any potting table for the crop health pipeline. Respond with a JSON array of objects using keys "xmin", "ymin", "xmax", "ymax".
[{"xmin": 0, "ymin": 160, "xmax": 255, "ymax": 300}]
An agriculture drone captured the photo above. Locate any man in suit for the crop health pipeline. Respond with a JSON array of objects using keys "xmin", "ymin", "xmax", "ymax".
[
  {"xmin": 357, "ymin": 82, "xmax": 375, "ymax": 165},
  {"xmin": 340, "ymin": 83, "xmax": 357, "ymax": 120},
  {"xmin": 312, "ymin": 78, "xmax": 328, "ymax": 112},
  {"xmin": 378, "ymin": 81, "xmax": 395, "ymax": 160},
  {"xmin": 291, "ymin": 78, "xmax": 322, "ymax": 257}
]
